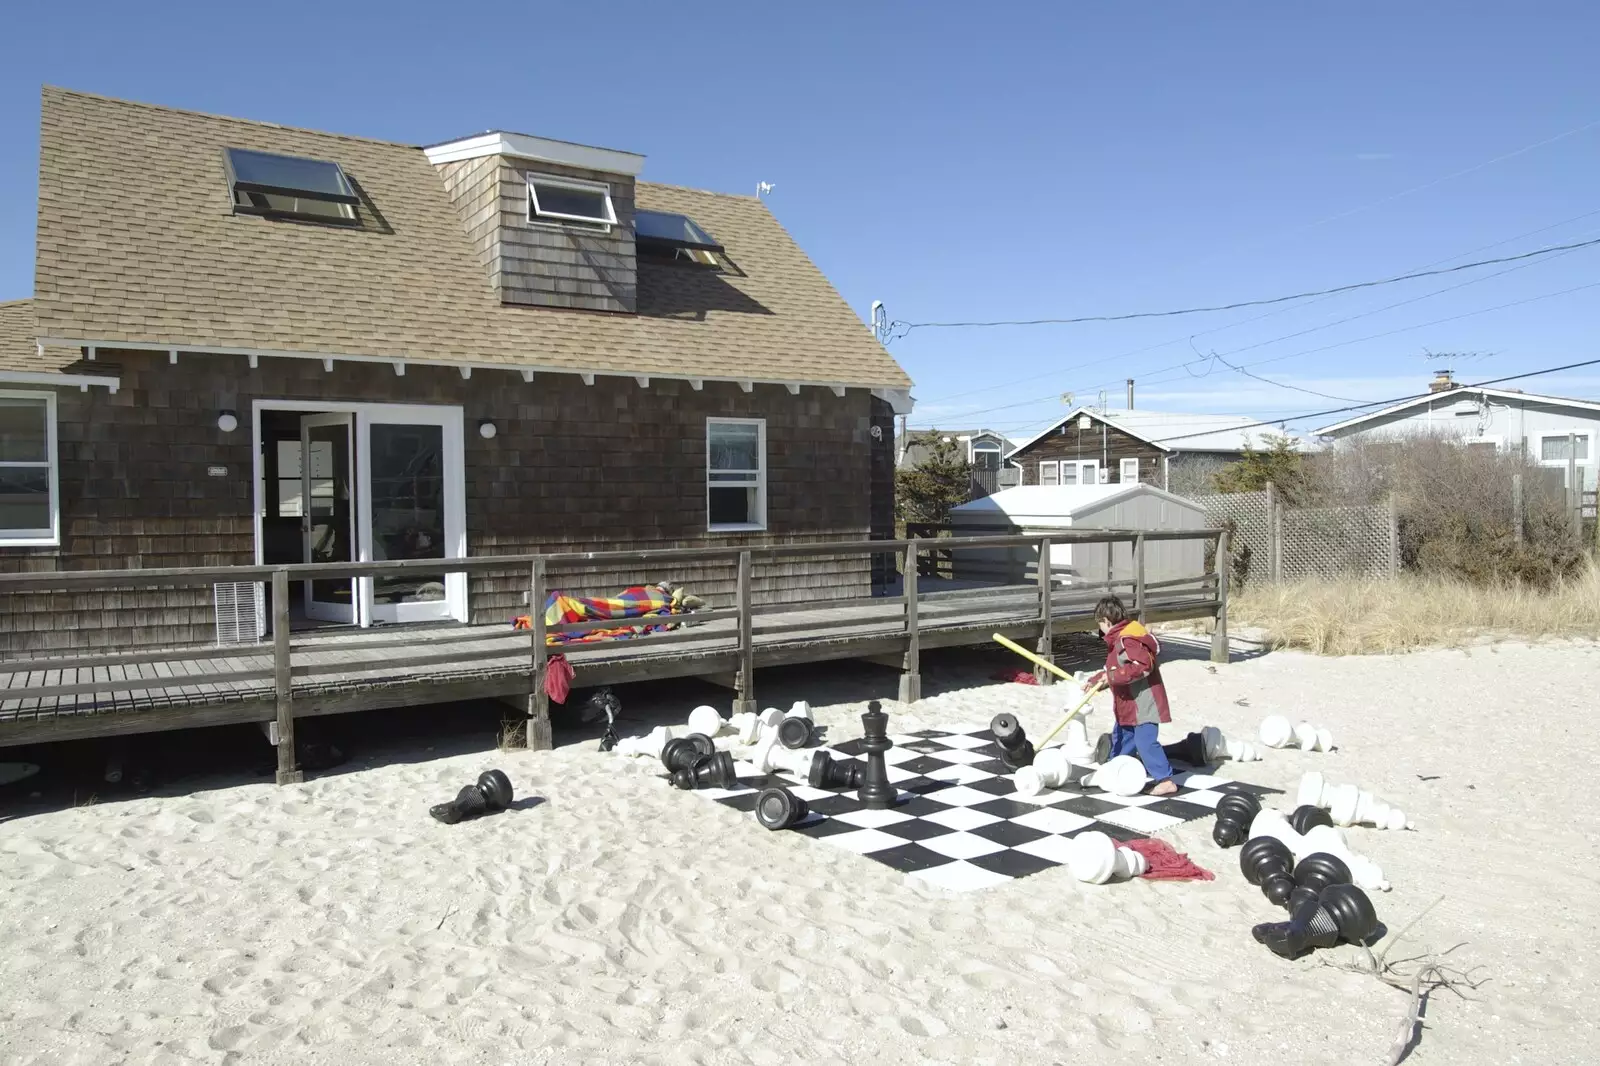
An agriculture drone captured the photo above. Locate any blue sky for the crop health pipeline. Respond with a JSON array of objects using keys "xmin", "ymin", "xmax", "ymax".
[{"xmin": 2, "ymin": 2, "xmax": 1597, "ymax": 441}]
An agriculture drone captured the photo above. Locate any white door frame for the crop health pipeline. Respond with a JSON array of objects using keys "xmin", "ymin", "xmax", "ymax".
[
  {"xmin": 251, "ymin": 400, "xmax": 469, "ymax": 631},
  {"xmin": 300, "ymin": 412, "xmax": 356, "ymax": 624}
]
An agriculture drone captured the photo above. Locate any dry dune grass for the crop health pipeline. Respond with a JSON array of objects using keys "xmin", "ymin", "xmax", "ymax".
[{"xmin": 1230, "ymin": 563, "xmax": 1600, "ymax": 655}]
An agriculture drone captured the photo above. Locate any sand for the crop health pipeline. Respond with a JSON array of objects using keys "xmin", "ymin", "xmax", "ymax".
[{"xmin": 3, "ymin": 637, "xmax": 1598, "ymax": 1066}]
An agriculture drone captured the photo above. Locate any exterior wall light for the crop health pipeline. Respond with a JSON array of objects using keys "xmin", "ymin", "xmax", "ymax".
[
  {"xmin": 478, "ymin": 420, "xmax": 497, "ymax": 440},
  {"xmin": 217, "ymin": 411, "xmax": 239, "ymax": 433}
]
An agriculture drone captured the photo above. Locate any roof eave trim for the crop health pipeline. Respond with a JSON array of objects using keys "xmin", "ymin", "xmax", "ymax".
[
  {"xmin": 1314, "ymin": 386, "xmax": 1600, "ymax": 435},
  {"xmin": 39, "ymin": 337, "xmax": 906, "ymax": 396},
  {"xmin": 423, "ymin": 132, "xmax": 645, "ymax": 176},
  {"xmin": 0, "ymin": 369, "xmax": 121, "ymax": 392},
  {"xmin": 1004, "ymin": 407, "xmax": 1171, "ymax": 459}
]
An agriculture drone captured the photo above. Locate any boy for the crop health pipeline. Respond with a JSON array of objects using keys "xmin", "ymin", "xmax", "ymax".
[{"xmin": 1085, "ymin": 595, "xmax": 1177, "ymax": 796}]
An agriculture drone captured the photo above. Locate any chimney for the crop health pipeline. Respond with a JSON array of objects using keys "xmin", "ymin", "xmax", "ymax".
[
  {"xmin": 1428, "ymin": 370, "xmax": 1458, "ymax": 394},
  {"xmin": 1126, "ymin": 379, "xmax": 1135, "ymax": 409}
]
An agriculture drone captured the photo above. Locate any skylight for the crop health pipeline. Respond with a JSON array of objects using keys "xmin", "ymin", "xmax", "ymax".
[
  {"xmin": 527, "ymin": 173, "xmax": 617, "ymax": 228},
  {"xmin": 225, "ymin": 147, "xmax": 359, "ymax": 224},
  {"xmin": 635, "ymin": 209, "xmax": 723, "ymax": 265}
]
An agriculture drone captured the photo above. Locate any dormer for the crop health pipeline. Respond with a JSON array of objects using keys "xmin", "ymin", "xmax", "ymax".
[{"xmin": 426, "ymin": 131, "xmax": 646, "ymax": 313}]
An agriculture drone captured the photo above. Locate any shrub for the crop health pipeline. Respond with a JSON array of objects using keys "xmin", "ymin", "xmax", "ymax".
[{"xmin": 896, "ymin": 434, "xmax": 972, "ymax": 526}]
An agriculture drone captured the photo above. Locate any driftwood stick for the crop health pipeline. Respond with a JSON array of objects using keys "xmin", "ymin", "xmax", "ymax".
[
  {"xmin": 1376, "ymin": 894, "xmax": 1447, "ymax": 967},
  {"xmin": 1383, "ymin": 963, "xmax": 1441, "ymax": 1066}
]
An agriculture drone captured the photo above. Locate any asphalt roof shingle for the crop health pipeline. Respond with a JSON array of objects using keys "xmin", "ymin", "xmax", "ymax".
[{"xmin": 31, "ymin": 87, "xmax": 911, "ymax": 391}]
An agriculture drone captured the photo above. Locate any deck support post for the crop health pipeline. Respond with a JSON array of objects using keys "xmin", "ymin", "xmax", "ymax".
[
  {"xmin": 1134, "ymin": 533, "xmax": 1146, "ymax": 623},
  {"xmin": 1210, "ymin": 530, "xmax": 1231, "ymax": 664},
  {"xmin": 1033, "ymin": 536, "xmax": 1054, "ymax": 686},
  {"xmin": 526, "ymin": 557, "xmax": 554, "ymax": 751},
  {"xmin": 271, "ymin": 569, "xmax": 301, "ymax": 785},
  {"xmin": 734, "ymin": 551, "xmax": 756, "ymax": 714},
  {"xmin": 900, "ymin": 543, "xmax": 921, "ymax": 703}
]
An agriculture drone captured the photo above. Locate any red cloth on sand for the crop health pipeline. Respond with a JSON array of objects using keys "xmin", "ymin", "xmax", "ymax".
[
  {"xmin": 990, "ymin": 667, "xmax": 1038, "ymax": 685},
  {"xmin": 1120, "ymin": 837, "xmax": 1214, "ymax": 881},
  {"xmin": 544, "ymin": 653, "xmax": 575, "ymax": 704}
]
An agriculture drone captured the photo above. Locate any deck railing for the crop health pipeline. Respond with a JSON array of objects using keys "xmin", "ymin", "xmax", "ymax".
[{"xmin": 0, "ymin": 529, "xmax": 1231, "ymax": 781}]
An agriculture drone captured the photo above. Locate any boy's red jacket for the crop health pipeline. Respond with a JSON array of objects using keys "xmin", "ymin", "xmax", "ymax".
[{"xmin": 1098, "ymin": 619, "xmax": 1171, "ymax": 727}]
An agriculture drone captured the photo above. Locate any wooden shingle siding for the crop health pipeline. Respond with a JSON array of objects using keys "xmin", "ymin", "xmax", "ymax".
[
  {"xmin": 0, "ymin": 352, "xmax": 884, "ymax": 653},
  {"xmin": 493, "ymin": 160, "xmax": 637, "ymax": 313},
  {"xmin": 1012, "ymin": 420, "xmax": 1164, "ymax": 486},
  {"xmin": 436, "ymin": 155, "xmax": 502, "ymax": 285}
]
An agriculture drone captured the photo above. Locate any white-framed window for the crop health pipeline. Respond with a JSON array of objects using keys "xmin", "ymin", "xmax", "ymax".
[
  {"xmin": 707, "ymin": 418, "xmax": 766, "ymax": 531},
  {"xmin": 971, "ymin": 441, "xmax": 1001, "ymax": 472},
  {"xmin": 0, "ymin": 391, "xmax": 59, "ymax": 547},
  {"xmin": 526, "ymin": 172, "xmax": 617, "ymax": 229},
  {"xmin": 1537, "ymin": 432, "xmax": 1591, "ymax": 464},
  {"xmin": 1119, "ymin": 457, "xmax": 1140, "ymax": 483},
  {"xmin": 1059, "ymin": 460, "xmax": 1099, "ymax": 486},
  {"xmin": 1038, "ymin": 460, "xmax": 1060, "ymax": 486}
]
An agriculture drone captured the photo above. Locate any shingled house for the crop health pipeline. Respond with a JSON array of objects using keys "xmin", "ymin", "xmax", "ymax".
[{"xmin": 0, "ymin": 87, "xmax": 912, "ymax": 652}]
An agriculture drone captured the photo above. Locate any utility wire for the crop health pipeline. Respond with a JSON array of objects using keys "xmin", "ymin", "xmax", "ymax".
[{"xmin": 893, "ymin": 236, "xmax": 1600, "ymax": 334}]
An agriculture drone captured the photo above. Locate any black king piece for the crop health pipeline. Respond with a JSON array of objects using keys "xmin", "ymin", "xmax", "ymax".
[{"xmin": 857, "ymin": 700, "xmax": 897, "ymax": 809}]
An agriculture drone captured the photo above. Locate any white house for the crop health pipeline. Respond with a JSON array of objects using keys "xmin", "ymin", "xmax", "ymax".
[{"xmin": 1314, "ymin": 371, "xmax": 1599, "ymax": 491}]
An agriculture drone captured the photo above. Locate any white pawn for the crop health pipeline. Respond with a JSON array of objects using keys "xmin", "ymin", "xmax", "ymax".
[
  {"xmin": 1292, "ymin": 721, "xmax": 1336, "ymax": 753},
  {"xmin": 727, "ymin": 711, "xmax": 763, "ymax": 746},
  {"xmin": 1259, "ymin": 715, "xmax": 1334, "ymax": 752},
  {"xmin": 1247, "ymin": 807, "xmax": 1307, "ymax": 855},
  {"xmin": 686, "ymin": 705, "xmax": 725, "ymax": 738},
  {"xmin": 749, "ymin": 729, "xmax": 812, "ymax": 776},
  {"xmin": 1066, "ymin": 831, "xmax": 1149, "ymax": 884},
  {"xmin": 613, "ymin": 725, "xmax": 672, "ymax": 759},
  {"xmin": 1298, "ymin": 772, "xmax": 1411, "ymax": 830},
  {"xmin": 1014, "ymin": 748, "xmax": 1072, "ymax": 798},
  {"xmin": 1086, "ymin": 755, "xmax": 1147, "ymax": 797},
  {"xmin": 758, "ymin": 707, "xmax": 784, "ymax": 731},
  {"xmin": 1201, "ymin": 725, "xmax": 1261, "ymax": 763},
  {"xmin": 1301, "ymin": 824, "xmax": 1391, "ymax": 892},
  {"xmin": 1259, "ymin": 715, "xmax": 1294, "ymax": 748},
  {"xmin": 1061, "ymin": 718, "xmax": 1096, "ymax": 763}
]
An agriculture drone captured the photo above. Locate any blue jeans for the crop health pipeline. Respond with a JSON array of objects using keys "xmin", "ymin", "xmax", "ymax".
[{"xmin": 1110, "ymin": 722, "xmax": 1174, "ymax": 783}]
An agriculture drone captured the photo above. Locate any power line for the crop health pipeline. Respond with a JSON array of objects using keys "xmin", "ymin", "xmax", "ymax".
[{"xmin": 892, "ymin": 236, "xmax": 1600, "ymax": 334}]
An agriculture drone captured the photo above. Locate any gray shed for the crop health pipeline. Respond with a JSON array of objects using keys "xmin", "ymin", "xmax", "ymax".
[{"xmin": 947, "ymin": 484, "xmax": 1209, "ymax": 587}]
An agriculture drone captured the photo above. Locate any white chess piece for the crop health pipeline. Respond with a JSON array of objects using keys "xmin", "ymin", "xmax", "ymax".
[
  {"xmin": 1013, "ymin": 748, "xmax": 1075, "ymax": 798},
  {"xmin": 1201, "ymin": 725, "xmax": 1261, "ymax": 763},
  {"xmin": 1248, "ymin": 808, "xmax": 1307, "ymax": 855},
  {"xmin": 613, "ymin": 725, "xmax": 672, "ymax": 758},
  {"xmin": 1086, "ymin": 755, "xmax": 1147, "ymax": 797},
  {"xmin": 1259, "ymin": 715, "xmax": 1334, "ymax": 752},
  {"xmin": 1300, "ymin": 825, "xmax": 1391, "ymax": 892},
  {"xmin": 788, "ymin": 700, "xmax": 812, "ymax": 721},
  {"xmin": 1259, "ymin": 715, "xmax": 1294, "ymax": 748},
  {"xmin": 1292, "ymin": 721, "xmax": 1336, "ymax": 753},
  {"xmin": 1065, "ymin": 831, "xmax": 1149, "ymax": 884},
  {"xmin": 1061, "ymin": 718, "xmax": 1096, "ymax": 762},
  {"xmin": 749, "ymin": 728, "xmax": 813, "ymax": 776},
  {"xmin": 686, "ymin": 705, "xmax": 725, "ymax": 738},
  {"xmin": 727, "ymin": 711, "xmax": 763, "ymax": 746},
  {"xmin": 1297, "ymin": 772, "xmax": 1412, "ymax": 830}
]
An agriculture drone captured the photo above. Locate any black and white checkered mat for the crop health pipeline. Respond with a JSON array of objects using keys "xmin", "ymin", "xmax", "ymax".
[{"xmin": 676, "ymin": 723, "xmax": 1278, "ymax": 892}]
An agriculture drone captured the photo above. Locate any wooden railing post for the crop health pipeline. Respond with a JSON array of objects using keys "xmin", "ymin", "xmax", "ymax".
[
  {"xmin": 1210, "ymin": 530, "xmax": 1231, "ymax": 664},
  {"xmin": 527, "ymin": 558, "xmax": 553, "ymax": 751},
  {"xmin": 900, "ymin": 543, "xmax": 921, "ymax": 703},
  {"xmin": 1135, "ymin": 533, "xmax": 1146, "ymax": 622},
  {"xmin": 735, "ymin": 551, "xmax": 756, "ymax": 714},
  {"xmin": 272, "ymin": 569, "xmax": 301, "ymax": 785},
  {"xmin": 1033, "ymin": 536, "xmax": 1054, "ymax": 686}
]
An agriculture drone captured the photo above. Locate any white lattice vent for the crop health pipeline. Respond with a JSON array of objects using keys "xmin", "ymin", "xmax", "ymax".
[{"xmin": 214, "ymin": 581, "xmax": 264, "ymax": 645}]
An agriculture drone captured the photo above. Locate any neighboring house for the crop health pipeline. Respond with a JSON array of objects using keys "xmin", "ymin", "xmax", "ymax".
[
  {"xmin": 897, "ymin": 427, "xmax": 1017, "ymax": 498},
  {"xmin": 1005, "ymin": 408, "xmax": 1302, "ymax": 496},
  {"xmin": 0, "ymin": 87, "xmax": 913, "ymax": 652},
  {"xmin": 1314, "ymin": 371, "xmax": 1599, "ymax": 492}
]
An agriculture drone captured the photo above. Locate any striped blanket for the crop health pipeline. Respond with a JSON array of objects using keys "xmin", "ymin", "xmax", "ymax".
[{"xmin": 513, "ymin": 582, "xmax": 700, "ymax": 645}]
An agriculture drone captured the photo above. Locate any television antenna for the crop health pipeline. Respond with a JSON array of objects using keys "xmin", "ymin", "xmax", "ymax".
[{"xmin": 757, "ymin": 181, "xmax": 775, "ymax": 199}]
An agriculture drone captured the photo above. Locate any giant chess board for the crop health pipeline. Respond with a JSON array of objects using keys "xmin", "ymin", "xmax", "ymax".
[{"xmin": 675, "ymin": 723, "xmax": 1278, "ymax": 893}]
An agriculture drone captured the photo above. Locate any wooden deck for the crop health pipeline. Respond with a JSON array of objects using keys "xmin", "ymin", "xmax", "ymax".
[{"xmin": 0, "ymin": 531, "xmax": 1231, "ymax": 778}]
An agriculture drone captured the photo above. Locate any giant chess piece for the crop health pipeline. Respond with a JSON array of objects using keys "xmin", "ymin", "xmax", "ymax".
[
  {"xmin": 671, "ymin": 751, "xmax": 739, "ymax": 791},
  {"xmin": 686, "ymin": 705, "xmax": 727, "ymax": 739},
  {"xmin": 1065, "ymin": 831, "xmax": 1150, "ymax": 884},
  {"xmin": 728, "ymin": 711, "xmax": 764, "ymax": 746},
  {"xmin": 430, "ymin": 769, "xmax": 514, "ymax": 824},
  {"xmin": 1061, "ymin": 718, "xmax": 1096, "ymax": 762},
  {"xmin": 1259, "ymin": 715, "xmax": 1334, "ymax": 753},
  {"xmin": 990, "ymin": 713, "xmax": 1035, "ymax": 769},
  {"xmin": 808, "ymin": 750, "xmax": 865, "ymax": 790},
  {"xmin": 1252, "ymin": 883, "xmax": 1378, "ymax": 960},
  {"xmin": 1289, "ymin": 803, "xmax": 1334, "ymax": 835},
  {"xmin": 1211, "ymin": 790, "xmax": 1263, "ymax": 848},
  {"xmin": 1165, "ymin": 727, "xmax": 1261, "ymax": 770},
  {"xmin": 1301, "ymin": 824, "xmax": 1390, "ymax": 892},
  {"xmin": 755, "ymin": 786, "xmax": 811, "ymax": 830},
  {"xmin": 1297, "ymin": 771, "xmax": 1412, "ymax": 830},
  {"xmin": 777, "ymin": 703, "xmax": 815, "ymax": 749},
  {"xmin": 614, "ymin": 725, "xmax": 672, "ymax": 759},
  {"xmin": 661, "ymin": 734, "xmax": 717, "ymax": 775},
  {"xmin": 856, "ymin": 700, "xmax": 897, "ymax": 809},
  {"xmin": 1239, "ymin": 836, "xmax": 1296, "ymax": 907},
  {"xmin": 1013, "ymin": 747, "xmax": 1093, "ymax": 798},
  {"xmin": 1086, "ymin": 755, "xmax": 1147, "ymax": 797}
]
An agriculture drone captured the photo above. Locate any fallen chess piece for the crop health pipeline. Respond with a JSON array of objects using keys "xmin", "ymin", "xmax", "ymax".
[
  {"xmin": 755, "ymin": 786, "xmax": 810, "ymax": 830},
  {"xmin": 777, "ymin": 703, "xmax": 815, "ymax": 749},
  {"xmin": 749, "ymin": 730, "xmax": 814, "ymax": 776},
  {"xmin": 808, "ymin": 750, "xmax": 864, "ymax": 789},
  {"xmin": 429, "ymin": 770, "xmax": 514, "ymax": 825},
  {"xmin": 990, "ymin": 713, "xmax": 1035, "ymax": 769},
  {"xmin": 1288, "ymin": 803, "xmax": 1334, "ymax": 835},
  {"xmin": 1012, "ymin": 747, "xmax": 1092, "ymax": 798},
  {"xmin": 727, "ymin": 711, "xmax": 764, "ymax": 746},
  {"xmin": 1211, "ymin": 790, "xmax": 1262, "ymax": 848},
  {"xmin": 687, "ymin": 705, "xmax": 726, "ymax": 739},
  {"xmin": 671, "ymin": 751, "xmax": 739, "ymax": 790},
  {"xmin": 1252, "ymin": 883, "xmax": 1378, "ymax": 960},
  {"xmin": 1286, "ymin": 853, "xmax": 1352, "ymax": 912},
  {"xmin": 1248, "ymin": 809, "xmax": 1390, "ymax": 892},
  {"xmin": 1164, "ymin": 727, "xmax": 1261, "ymax": 769},
  {"xmin": 1066, "ymin": 831, "xmax": 1150, "ymax": 884},
  {"xmin": 1258, "ymin": 715, "xmax": 1335, "ymax": 753},
  {"xmin": 1297, "ymin": 771, "xmax": 1412, "ymax": 830},
  {"xmin": 661, "ymin": 734, "xmax": 717, "ymax": 775},
  {"xmin": 1239, "ymin": 836, "xmax": 1297, "ymax": 906},
  {"xmin": 613, "ymin": 725, "xmax": 673, "ymax": 759},
  {"xmin": 1085, "ymin": 755, "xmax": 1147, "ymax": 797}
]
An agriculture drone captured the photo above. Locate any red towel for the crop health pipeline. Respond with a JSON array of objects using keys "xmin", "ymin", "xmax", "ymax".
[
  {"xmin": 544, "ymin": 653, "xmax": 575, "ymax": 705},
  {"xmin": 1120, "ymin": 837, "xmax": 1214, "ymax": 881},
  {"xmin": 990, "ymin": 667, "xmax": 1039, "ymax": 685}
]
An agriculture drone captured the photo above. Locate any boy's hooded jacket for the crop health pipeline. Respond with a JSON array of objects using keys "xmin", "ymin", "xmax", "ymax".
[{"xmin": 1099, "ymin": 619, "xmax": 1171, "ymax": 727}]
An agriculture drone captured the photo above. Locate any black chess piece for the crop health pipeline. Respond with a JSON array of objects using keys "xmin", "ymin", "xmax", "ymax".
[
  {"xmin": 1289, "ymin": 804, "xmax": 1334, "ymax": 835},
  {"xmin": 856, "ymin": 700, "xmax": 897, "ymax": 810},
  {"xmin": 1239, "ymin": 836, "xmax": 1296, "ymax": 907},
  {"xmin": 808, "ymin": 750, "xmax": 865, "ymax": 789},
  {"xmin": 1292, "ymin": 853, "xmax": 1351, "ymax": 894},
  {"xmin": 661, "ymin": 734, "xmax": 716, "ymax": 775},
  {"xmin": 777, "ymin": 716, "xmax": 815, "ymax": 749},
  {"xmin": 755, "ymin": 786, "xmax": 811, "ymax": 830},
  {"xmin": 670, "ymin": 751, "xmax": 738, "ymax": 791},
  {"xmin": 989, "ymin": 713, "xmax": 1035, "ymax": 769},
  {"xmin": 1093, "ymin": 731, "xmax": 1113, "ymax": 765},
  {"xmin": 430, "ymin": 769, "xmax": 515, "ymax": 824},
  {"xmin": 1251, "ymin": 883, "xmax": 1379, "ymax": 959},
  {"xmin": 1211, "ymin": 790, "xmax": 1263, "ymax": 848},
  {"xmin": 1162, "ymin": 731, "xmax": 1210, "ymax": 769}
]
